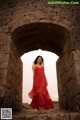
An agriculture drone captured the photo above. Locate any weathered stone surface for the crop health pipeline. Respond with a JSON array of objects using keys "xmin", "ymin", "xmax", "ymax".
[
  {"xmin": 60, "ymin": 113, "xmax": 70, "ymax": 120},
  {"xmin": 13, "ymin": 113, "xmax": 80, "ymax": 120},
  {"xmin": 56, "ymin": 50, "xmax": 80, "ymax": 111},
  {"xmin": 0, "ymin": 85, "xmax": 6, "ymax": 97},
  {"xmin": 70, "ymin": 113, "xmax": 80, "ymax": 120},
  {"xmin": 0, "ymin": 0, "xmax": 80, "ymax": 113}
]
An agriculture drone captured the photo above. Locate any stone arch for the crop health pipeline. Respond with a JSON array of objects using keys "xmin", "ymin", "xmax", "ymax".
[
  {"xmin": 0, "ymin": 21, "xmax": 80, "ymax": 112},
  {"xmin": 2, "ymin": 22, "xmax": 73, "ymax": 111},
  {"xmin": 9, "ymin": 9, "xmax": 73, "ymax": 34},
  {"xmin": 0, "ymin": 0, "xmax": 80, "ymax": 113},
  {"xmin": 11, "ymin": 22, "xmax": 69, "ymax": 57}
]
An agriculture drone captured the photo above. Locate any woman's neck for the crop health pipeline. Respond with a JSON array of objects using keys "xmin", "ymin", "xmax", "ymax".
[{"xmin": 37, "ymin": 63, "xmax": 41, "ymax": 65}]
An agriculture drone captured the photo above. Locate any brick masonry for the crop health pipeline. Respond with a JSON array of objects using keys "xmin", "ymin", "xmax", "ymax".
[{"xmin": 0, "ymin": 0, "xmax": 80, "ymax": 114}]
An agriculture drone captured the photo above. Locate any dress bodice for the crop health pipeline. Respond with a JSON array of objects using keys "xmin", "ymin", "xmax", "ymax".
[{"xmin": 34, "ymin": 65, "xmax": 45, "ymax": 78}]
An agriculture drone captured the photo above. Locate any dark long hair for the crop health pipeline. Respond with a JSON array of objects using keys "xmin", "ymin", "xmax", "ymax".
[{"xmin": 33, "ymin": 55, "xmax": 44, "ymax": 65}]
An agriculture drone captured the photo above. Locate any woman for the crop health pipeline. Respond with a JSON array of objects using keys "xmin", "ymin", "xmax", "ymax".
[{"xmin": 28, "ymin": 55, "xmax": 54, "ymax": 112}]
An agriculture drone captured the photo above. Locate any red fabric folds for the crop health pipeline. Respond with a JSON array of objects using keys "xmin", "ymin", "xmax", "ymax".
[{"xmin": 28, "ymin": 66, "xmax": 54, "ymax": 110}]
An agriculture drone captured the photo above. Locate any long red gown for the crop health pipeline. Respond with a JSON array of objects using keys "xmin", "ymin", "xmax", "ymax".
[{"xmin": 28, "ymin": 65, "xmax": 54, "ymax": 110}]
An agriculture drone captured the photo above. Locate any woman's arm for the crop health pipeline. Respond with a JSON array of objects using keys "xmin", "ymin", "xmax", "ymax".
[
  {"xmin": 32, "ymin": 64, "xmax": 35, "ymax": 78},
  {"xmin": 43, "ymin": 65, "xmax": 48, "ymax": 85}
]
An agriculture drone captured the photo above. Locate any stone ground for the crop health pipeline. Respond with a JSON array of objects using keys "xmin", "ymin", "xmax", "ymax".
[{"xmin": 12, "ymin": 102, "xmax": 80, "ymax": 120}]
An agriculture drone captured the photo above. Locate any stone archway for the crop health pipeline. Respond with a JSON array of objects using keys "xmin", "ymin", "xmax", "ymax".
[
  {"xmin": 12, "ymin": 22, "xmax": 69, "ymax": 56},
  {"xmin": 1, "ymin": 22, "xmax": 80, "ymax": 112},
  {"xmin": 0, "ymin": 0, "xmax": 80, "ymax": 113},
  {"xmin": 12, "ymin": 22, "xmax": 69, "ymax": 111},
  {"xmin": 11, "ymin": 22, "xmax": 80, "ymax": 112}
]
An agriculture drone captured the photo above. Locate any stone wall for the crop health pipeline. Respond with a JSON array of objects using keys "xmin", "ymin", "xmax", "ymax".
[
  {"xmin": 56, "ymin": 49, "xmax": 80, "ymax": 112},
  {"xmin": 0, "ymin": 0, "xmax": 80, "ymax": 32},
  {"xmin": 0, "ymin": 37, "xmax": 23, "ymax": 111},
  {"xmin": 6, "ymin": 40, "xmax": 23, "ymax": 111},
  {"xmin": 0, "ymin": 0, "xmax": 80, "ymax": 112},
  {"xmin": 0, "ymin": 36, "xmax": 11, "ymax": 107}
]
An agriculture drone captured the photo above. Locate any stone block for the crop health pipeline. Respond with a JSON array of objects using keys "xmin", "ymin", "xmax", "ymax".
[
  {"xmin": 0, "ymin": 36, "xmax": 11, "ymax": 44},
  {"xmin": 0, "ymin": 69, "xmax": 7, "ymax": 84},
  {"xmin": 73, "ymin": 61, "xmax": 80, "ymax": 75},
  {"xmin": 0, "ymin": 85, "xmax": 6, "ymax": 97},
  {"xmin": 48, "ymin": 114, "xmax": 60, "ymax": 120},
  {"xmin": 60, "ymin": 113, "xmax": 70, "ymax": 120},
  {"xmin": 0, "ymin": 53, "xmax": 3, "ymax": 62},
  {"xmin": 0, "ymin": 62, "xmax": 8, "ymax": 69},
  {"xmin": 70, "ymin": 113, "xmax": 80, "ymax": 120},
  {"xmin": 73, "ymin": 50, "xmax": 80, "ymax": 61}
]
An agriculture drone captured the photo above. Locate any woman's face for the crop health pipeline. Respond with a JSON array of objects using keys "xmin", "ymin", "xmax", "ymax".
[{"xmin": 37, "ymin": 57, "xmax": 43, "ymax": 64}]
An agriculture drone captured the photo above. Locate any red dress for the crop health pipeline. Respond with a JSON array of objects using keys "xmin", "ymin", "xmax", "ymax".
[{"xmin": 28, "ymin": 65, "xmax": 54, "ymax": 110}]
